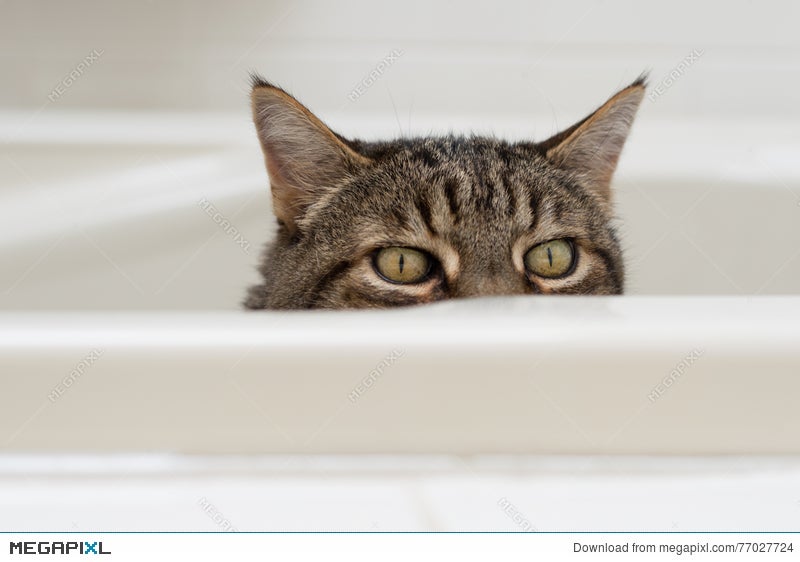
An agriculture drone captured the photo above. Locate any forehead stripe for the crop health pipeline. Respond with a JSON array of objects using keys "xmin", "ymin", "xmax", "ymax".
[
  {"xmin": 443, "ymin": 178, "xmax": 460, "ymax": 222},
  {"xmin": 415, "ymin": 192, "xmax": 437, "ymax": 235}
]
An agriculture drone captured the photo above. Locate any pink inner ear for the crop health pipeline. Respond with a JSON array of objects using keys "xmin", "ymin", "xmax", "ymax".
[
  {"xmin": 544, "ymin": 80, "xmax": 644, "ymax": 199},
  {"xmin": 262, "ymin": 151, "xmax": 303, "ymax": 228},
  {"xmin": 251, "ymin": 87, "xmax": 370, "ymax": 232},
  {"xmin": 544, "ymin": 83, "xmax": 645, "ymax": 200}
]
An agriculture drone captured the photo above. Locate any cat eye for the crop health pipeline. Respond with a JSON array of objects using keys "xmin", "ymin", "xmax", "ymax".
[
  {"xmin": 373, "ymin": 247, "xmax": 432, "ymax": 284},
  {"xmin": 524, "ymin": 239, "xmax": 576, "ymax": 279}
]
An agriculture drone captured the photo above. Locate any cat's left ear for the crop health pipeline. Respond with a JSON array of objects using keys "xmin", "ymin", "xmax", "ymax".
[
  {"xmin": 538, "ymin": 76, "xmax": 646, "ymax": 201},
  {"xmin": 250, "ymin": 76, "xmax": 372, "ymax": 233}
]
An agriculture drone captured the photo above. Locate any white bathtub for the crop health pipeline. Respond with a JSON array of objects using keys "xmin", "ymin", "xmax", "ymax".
[
  {"xmin": 2, "ymin": 111, "xmax": 799, "ymax": 309},
  {"xmin": 1, "ymin": 110, "xmax": 799, "ymax": 530}
]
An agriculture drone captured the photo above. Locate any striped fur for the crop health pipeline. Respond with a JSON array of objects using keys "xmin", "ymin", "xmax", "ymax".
[{"xmin": 245, "ymin": 76, "xmax": 645, "ymax": 309}]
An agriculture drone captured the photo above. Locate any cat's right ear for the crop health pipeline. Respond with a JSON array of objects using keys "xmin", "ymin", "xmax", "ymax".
[
  {"xmin": 537, "ymin": 76, "xmax": 646, "ymax": 202},
  {"xmin": 250, "ymin": 76, "xmax": 371, "ymax": 233}
]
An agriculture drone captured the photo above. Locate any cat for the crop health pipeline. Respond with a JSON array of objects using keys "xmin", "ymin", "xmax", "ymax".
[{"xmin": 244, "ymin": 74, "xmax": 646, "ymax": 309}]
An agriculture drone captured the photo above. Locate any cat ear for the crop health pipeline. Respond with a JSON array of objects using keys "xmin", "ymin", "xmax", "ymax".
[
  {"xmin": 250, "ymin": 76, "xmax": 371, "ymax": 233},
  {"xmin": 538, "ymin": 76, "xmax": 646, "ymax": 201}
]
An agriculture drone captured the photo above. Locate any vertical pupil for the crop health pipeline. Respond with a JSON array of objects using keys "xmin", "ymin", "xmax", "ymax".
[
  {"xmin": 546, "ymin": 246, "xmax": 553, "ymax": 267},
  {"xmin": 398, "ymin": 253, "xmax": 405, "ymax": 273}
]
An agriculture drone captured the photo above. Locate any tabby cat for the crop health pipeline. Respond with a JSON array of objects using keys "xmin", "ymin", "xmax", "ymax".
[{"xmin": 244, "ymin": 75, "xmax": 645, "ymax": 309}]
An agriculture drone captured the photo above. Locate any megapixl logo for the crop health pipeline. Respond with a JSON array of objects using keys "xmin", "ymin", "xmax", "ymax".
[{"xmin": 9, "ymin": 541, "xmax": 111, "ymax": 555}]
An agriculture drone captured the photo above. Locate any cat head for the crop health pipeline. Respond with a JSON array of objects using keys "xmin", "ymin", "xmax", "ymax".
[{"xmin": 245, "ymin": 75, "xmax": 645, "ymax": 309}]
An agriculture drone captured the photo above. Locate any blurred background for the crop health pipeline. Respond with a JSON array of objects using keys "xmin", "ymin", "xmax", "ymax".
[
  {"xmin": 1, "ymin": 0, "xmax": 799, "ymax": 309},
  {"xmin": 2, "ymin": 0, "xmax": 800, "ymax": 534},
  {"xmin": 5, "ymin": 1, "xmax": 799, "ymax": 115}
]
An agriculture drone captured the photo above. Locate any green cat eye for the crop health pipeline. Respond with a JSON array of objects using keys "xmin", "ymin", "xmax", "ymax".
[
  {"xmin": 374, "ymin": 247, "xmax": 432, "ymax": 284},
  {"xmin": 524, "ymin": 239, "xmax": 576, "ymax": 279}
]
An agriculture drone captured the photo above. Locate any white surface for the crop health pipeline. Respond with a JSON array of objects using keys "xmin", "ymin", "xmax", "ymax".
[
  {"xmin": 2, "ymin": 298, "xmax": 799, "ymax": 455},
  {"xmin": 1, "ymin": 454, "xmax": 798, "ymax": 531}
]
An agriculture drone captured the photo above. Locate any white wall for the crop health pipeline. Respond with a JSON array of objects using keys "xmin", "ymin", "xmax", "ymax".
[{"xmin": 2, "ymin": 0, "xmax": 799, "ymax": 119}]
